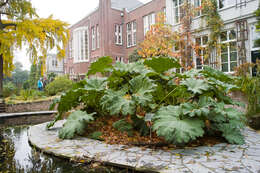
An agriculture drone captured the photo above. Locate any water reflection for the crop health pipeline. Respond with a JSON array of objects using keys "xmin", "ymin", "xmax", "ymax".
[{"xmin": 0, "ymin": 126, "xmax": 90, "ymax": 173}]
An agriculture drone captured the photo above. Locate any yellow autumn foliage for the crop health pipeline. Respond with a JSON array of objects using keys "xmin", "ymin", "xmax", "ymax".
[{"xmin": 0, "ymin": 0, "xmax": 69, "ymax": 76}]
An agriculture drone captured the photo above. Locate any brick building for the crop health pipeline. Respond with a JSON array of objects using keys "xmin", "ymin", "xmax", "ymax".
[{"xmin": 64, "ymin": 0, "xmax": 166, "ymax": 79}]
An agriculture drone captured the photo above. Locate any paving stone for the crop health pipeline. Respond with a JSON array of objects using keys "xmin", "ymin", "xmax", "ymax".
[
  {"xmin": 185, "ymin": 163, "xmax": 214, "ymax": 173},
  {"xmin": 28, "ymin": 121, "xmax": 260, "ymax": 173}
]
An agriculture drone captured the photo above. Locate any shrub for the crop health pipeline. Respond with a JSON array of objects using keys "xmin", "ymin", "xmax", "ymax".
[
  {"xmin": 3, "ymin": 82, "xmax": 17, "ymax": 97},
  {"xmin": 48, "ymin": 56, "xmax": 245, "ymax": 145},
  {"xmin": 45, "ymin": 76, "xmax": 73, "ymax": 96}
]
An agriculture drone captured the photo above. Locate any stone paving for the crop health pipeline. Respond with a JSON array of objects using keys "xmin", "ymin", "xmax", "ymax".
[{"xmin": 28, "ymin": 120, "xmax": 260, "ymax": 173}]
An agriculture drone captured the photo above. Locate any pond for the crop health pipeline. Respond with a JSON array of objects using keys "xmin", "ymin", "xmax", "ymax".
[{"xmin": 0, "ymin": 126, "xmax": 129, "ymax": 173}]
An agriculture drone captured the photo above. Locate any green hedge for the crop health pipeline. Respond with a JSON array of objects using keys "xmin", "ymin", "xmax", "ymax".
[{"xmin": 45, "ymin": 76, "xmax": 73, "ymax": 96}]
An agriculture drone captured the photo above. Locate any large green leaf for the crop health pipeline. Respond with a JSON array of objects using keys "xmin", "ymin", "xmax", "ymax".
[
  {"xmin": 153, "ymin": 106, "xmax": 205, "ymax": 144},
  {"xmin": 87, "ymin": 56, "xmax": 113, "ymax": 76},
  {"xmin": 218, "ymin": 123, "xmax": 245, "ymax": 145},
  {"xmin": 180, "ymin": 102, "xmax": 210, "ymax": 118},
  {"xmin": 144, "ymin": 56, "xmax": 181, "ymax": 73},
  {"xmin": 201, "ymin": 66, "xmax": 235, "ymax": 83},
  {"xmin": 101, "ymin": 89, "xmax": 136, "ymax": 116},
  {"xmin": 181, "ymin": 78, "xmax": 210, "ymax": 94},
  {"xmin": 84, "ymin": 77, "xmax": 107, "ymax": 91},
  {"xmin": 113, "ymin": 61, "xmax": 153, "ymax": 75},
  {"xmin": 59, "ymin": 111, "xmax": 95, "ymax": 139},
  {"xmin": 130, "ymin": 75, "xmax": 156, "ymax": 106}
]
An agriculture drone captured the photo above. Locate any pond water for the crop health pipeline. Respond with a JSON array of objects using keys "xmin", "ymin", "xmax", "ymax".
[{"xmin": 0, "ymin": 126, "xmax": 127, "ymax": 173}]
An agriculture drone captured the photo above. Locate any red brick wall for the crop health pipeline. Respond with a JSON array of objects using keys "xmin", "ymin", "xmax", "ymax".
[
  {"xmin": 64, "ymin": 0, "xmax": 166, "ymax": 77},
  {"xmin": 123, "ymin": 0, "xmax": 166, "ymax": 59}
]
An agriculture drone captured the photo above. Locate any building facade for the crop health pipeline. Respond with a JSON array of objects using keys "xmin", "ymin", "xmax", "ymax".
[
  {"xmin": 46, "ymin": 54, "xmax": 64, "ymax": 76},
  {"xmin": 166, "ymin": 0, "xmax": 260, "ymax": 73},
  {"xmin": 64, "ymin": 0, "xmax": 166, "ymax": 79}
]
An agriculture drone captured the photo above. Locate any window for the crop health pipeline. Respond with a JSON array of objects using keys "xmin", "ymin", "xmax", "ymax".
[
  {"xmin": 173, "ymin": 0, "xmax": 191, "ymax": 24},
  {"xmin": 218, "ymin": 0, "xmax": 236, "ymax": 9},
  {"xmin": 194, "ymin": 0, "xmax": 202, "ymax": 17},
  {"xmin": 116, "ymin": 56, "xmax": 124, "ymax": 63},
  {"xmin": 96, "ymin": 25, "xmax": 100, "ymax": 49},
  {"xmin": 91, "ymin": 26, "xmax": 96, "ymax": 50},
  {"xmin": 73, "ymin": 27, "xmax": 89, "ymax": 62},
  {"xmin": 143, "ymin": 13, "xmax": 155, "ymax": 35},
  {"xmin": 251, "ymin": 24, "xmax": 260, "ymax": 50},
  {"xmin": 127, "ymin": 21, "xmax": 137, "ymax": 48},
  {"xmin": 163, "ymin": 7, "xmax": 166, "ymax": 16},
  {"xmin": 220, "ymin": 29, "xmax": 237, "ymax": 72},
  {"xmin": 195, "ymin": 35, "xmax": 208, "ymax": 69},
  {"xmin": 115, "ymin": 24, "xmax": 123, "ymax": 45}
]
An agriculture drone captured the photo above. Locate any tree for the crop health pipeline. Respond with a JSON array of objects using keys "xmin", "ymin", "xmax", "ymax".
[
  {"xmin": 28, "ymin": 63, "xmax": 41, "ymax": 89},
  {"xmin": 0, "ymin": 0, "xmax": 69, "ymax": 97},
  {"xmin": 11, "ymin": 61, "xmax": 29, "ymax": 88},
  {"xmin": 138, "ymin": 12, "xmax": 177, "ymax": 58}
]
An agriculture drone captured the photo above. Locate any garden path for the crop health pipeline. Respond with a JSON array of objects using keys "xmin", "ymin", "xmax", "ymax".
[{"xmin": 28, "ymin": 120, "xmax": 260, "ymax": 173}]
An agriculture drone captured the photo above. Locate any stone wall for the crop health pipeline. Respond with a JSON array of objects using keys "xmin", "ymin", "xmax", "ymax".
[
  {"xmin": 0, "ymin": 113, "xmax": 56, "ymax": 128},
  {"xmin": 6, "ymin": 100, "xmax": 56, "ymax": 113}
]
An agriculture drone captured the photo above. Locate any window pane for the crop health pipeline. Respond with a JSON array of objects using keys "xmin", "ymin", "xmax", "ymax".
[
  {"xmin": 222, "ymin": 63, "xmax": 228, "ymax": 72},
  {"xmin": 220, "ymin": 31, "xmax": 227, "ymax": 42},
  {"xmin": 202, "ymin": 36, "xmax": 208, "ymax": 45},
  {"xmin": 195, "ymin": 37, "xmax": 201, "ymax": 45},
  {"xmin": 221, "ymin": 53, "xmax": 228, "ymax": 62},
  {"xmin": 229, "ymin": 30, "xmax": 236, "ymax": 40},
  {"xmin": 133, "ymin": 32, "xmax": 136, "ymax": 45},
  {"xmin": 230, "ymin": 52, "xmax": 237, "ymax": 61},
  {"xmin": 173, "ymin": 0, "xmax": 178, "ymax": 7},
  {"xmin": 221, "ymin": 44, "xmax": 228, "ymax": 53},
  {"xmin": 133, "ymin": 21, "xmax": 137, "ymax": 30},
  {"xmin": 175, "ymin": 7, "xmax": 179, "ymax": 23},
  {"xmin": 219, "ymin": 0, "xmax": 225, "ymax": 9},
  {"xmin": 230, "ymin": 42, "xmax": 237, "ymax": 51}
]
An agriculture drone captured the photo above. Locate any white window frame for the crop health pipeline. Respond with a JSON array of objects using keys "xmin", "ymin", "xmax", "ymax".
[
  {"xmin": 218, "ymin": 0, "xmax": 236, "ymax": 9},
  {"xmin": 96, "ymin": 25, "xmax": 100, "ymax": 49},
  {"xmin": 195, "ymin": 35, "xmax": 208, "ymax": 69},
  {"xmin": 220, "ymin": 29, "xmax": 238, "ymax": 73},
  {"xmin": 143, "ymin": 13, "xmax": 155, "ymax": 36},
  {"xmin": 115, "ymin": 24, "xmax": 123, "ymax": 45},
  {"xmin": 127, "ymin": 21, "xmax": 137, "ymax": 48},
  {"xmin": 251, "ymin": 24, "xmax": 260, "ymax": 51},
  {"xmin": 91, "ymin": 26, "xmax": 96, "ymax": 50},
  {"xmin": 73, "ymin": 27, "xmax": 90, "ymax": 63}
]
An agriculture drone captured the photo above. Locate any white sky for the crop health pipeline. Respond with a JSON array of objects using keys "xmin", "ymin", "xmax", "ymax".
[{"xmin": 14, "ymin": 0, "xmax": 152, "ymax": 71}]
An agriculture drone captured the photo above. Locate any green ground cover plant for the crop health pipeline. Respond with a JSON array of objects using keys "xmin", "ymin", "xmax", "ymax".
[{"xmin": 48, "ymin": 56, "xmax": 245, "ymax": 145}]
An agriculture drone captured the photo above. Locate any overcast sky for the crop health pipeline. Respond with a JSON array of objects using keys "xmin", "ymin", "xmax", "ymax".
[{"xmin": 15, "ymin": 0, "xmax": 152, "ymax": 70}]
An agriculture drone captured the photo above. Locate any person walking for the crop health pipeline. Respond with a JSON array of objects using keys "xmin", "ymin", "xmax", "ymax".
[{"xmin": 37, "ymin": 78, "xmax": 43, "ymax": 91}]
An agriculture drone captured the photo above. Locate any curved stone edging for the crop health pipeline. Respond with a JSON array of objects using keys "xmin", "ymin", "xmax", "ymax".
[{"xmin": 28, "ymin": 120, "xmax": 260, "ymax": 173}]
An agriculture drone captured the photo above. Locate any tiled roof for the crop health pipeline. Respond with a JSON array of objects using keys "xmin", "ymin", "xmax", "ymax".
[{"xmin": 111, "ymin": 0, "xmax": 144, "ymax": 11}]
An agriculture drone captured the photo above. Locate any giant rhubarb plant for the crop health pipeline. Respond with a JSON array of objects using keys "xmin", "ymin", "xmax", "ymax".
[{"xmin": 48, "ymin": 56, "xmax": 245, "ymax": 145}]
